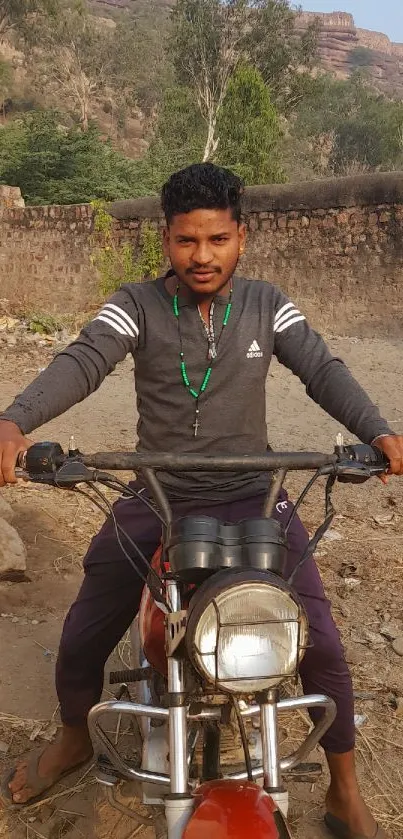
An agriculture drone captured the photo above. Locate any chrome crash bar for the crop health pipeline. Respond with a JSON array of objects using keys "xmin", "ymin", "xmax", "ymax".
[{"xmin": 88, "ymin": 694, "xmax": 336, "ymax": 787}]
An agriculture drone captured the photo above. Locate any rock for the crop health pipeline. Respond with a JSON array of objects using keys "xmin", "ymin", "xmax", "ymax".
[
  {"xmin": 323, "ymin": 529, "xmax": 342, "ymax": 542},
  {"xmin": 354, "ymin": 713, "xmax": 368, "ymax": 729},
  {"xmin": 380, "ymin": 623, "xmax": 401, "ymax": 641},
  {"xmin": 372, "ymin": 513, "xmax": 396, "ymax": 527},
  {"xmin": 351, "ymin": 627, "xmax": 386, "ymax": 647},
  {"xmin": 392, "ymin": 636, "xmax": 403, "ymax": 657},
  {"xmin": 0, "ymin": 497, "xmax": 14, "ymax": 523},
  {"xmin": 0, "ymin": 518, "xmax": 27, "ymax": 579}
]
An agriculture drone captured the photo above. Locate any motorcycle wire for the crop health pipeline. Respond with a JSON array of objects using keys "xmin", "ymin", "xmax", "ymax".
[
  {"xmin": 231, "ymin": 696, "xmax": 253, "ymax": 782},
  {"xmin": 71, "ymin": 482, "xmax": 170, "ymax": 611}
]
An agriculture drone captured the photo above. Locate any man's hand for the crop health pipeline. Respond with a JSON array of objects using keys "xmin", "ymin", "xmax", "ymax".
[
  {"xmin": 0, "ymin": 420, "xmax": 33, "ymax": 487},
  {"xmin": 373, "ymin": 435, "xmax": 403, "ymax": 483}
]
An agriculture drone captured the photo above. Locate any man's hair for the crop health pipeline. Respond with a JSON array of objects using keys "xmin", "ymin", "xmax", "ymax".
[{"xmin": 161, "ymin": 163, "xmax": 244, "ymax": 225}]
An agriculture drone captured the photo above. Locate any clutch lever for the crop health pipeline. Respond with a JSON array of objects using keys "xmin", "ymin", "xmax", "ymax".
[{"xmin": 16, "ymin": 445, "xmax": 98, "ymax": 487}]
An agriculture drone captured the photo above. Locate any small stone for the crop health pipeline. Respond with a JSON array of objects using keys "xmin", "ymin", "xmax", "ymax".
[
  {"xmin": 380, "ymin": 623, "xmax": 400, "ymax": 641},
  {"xmin": 32, "ymin": 619, "xmax": 39, "ymax": 625},
  {"xmin": 392, "ymin": 636, "xmax": 403, "ymax": 657},
  {"xmin": 344, "ymin": 577, "xmax": 362, "ymax": 590},
  {"xmin": 323, "ymin": 529, "xmax": 342, "ymax": 542},
  {"xmin": 0, "ymin": 740, "xmax": 9, "ymax": 754}
]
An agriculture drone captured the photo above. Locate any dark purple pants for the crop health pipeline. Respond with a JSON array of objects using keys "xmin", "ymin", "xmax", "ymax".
[{"xmin": 56, "ymin": 489, "xmax": 355, "ymax": 753}]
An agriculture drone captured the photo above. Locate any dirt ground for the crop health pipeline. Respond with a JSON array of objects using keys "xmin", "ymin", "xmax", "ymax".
[{"xmin": 1, "ymin": 331, "xmax": 403, "ymax": 838}]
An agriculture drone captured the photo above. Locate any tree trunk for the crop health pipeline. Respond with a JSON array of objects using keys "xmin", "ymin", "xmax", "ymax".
[{"xmin": 203, "ymin": 114, "xmax": 219, "ymax": 162}]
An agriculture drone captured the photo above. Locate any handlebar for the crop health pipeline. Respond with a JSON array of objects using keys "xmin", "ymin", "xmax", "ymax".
[
  {"xmin": 81, "ymin": 451, "xmax": 339, "ymax": 472},
  {"xmin": 16, "ymin": 441, "xmax": 389, "ymax": 482},
  {"xmin": 13, "ymin": 442, "xmax": 389, "ymax": 537}
]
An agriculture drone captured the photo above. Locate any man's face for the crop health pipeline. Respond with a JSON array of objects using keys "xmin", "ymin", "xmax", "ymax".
[{"xmin": 163, "ymin": 208, "xmax": 246, "ymax": 296}]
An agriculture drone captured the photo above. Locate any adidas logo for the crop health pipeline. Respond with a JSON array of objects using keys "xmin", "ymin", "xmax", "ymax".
[{"xmin": 247, "ymin": 340, "xmax": 263, "ymax": 359}]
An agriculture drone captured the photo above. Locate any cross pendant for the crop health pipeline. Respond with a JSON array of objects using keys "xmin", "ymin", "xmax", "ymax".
[{"xmin": 193, "ymin": 416, "xmax": 200, "ymax": 437}]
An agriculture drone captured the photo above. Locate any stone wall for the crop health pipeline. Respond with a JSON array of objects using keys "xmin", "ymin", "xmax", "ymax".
[
  {"xmin": 0, "ymin": 200, "xmax": 98, "ymax": 314},
  {"xmin": 1, "ymin": 172, "xmax": 403, "ymax": 337}
]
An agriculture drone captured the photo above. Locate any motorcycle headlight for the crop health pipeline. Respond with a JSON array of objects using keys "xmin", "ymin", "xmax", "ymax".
[{"xmin": 186, "ymin": 570, "xmax": 308, "ymax": 694}]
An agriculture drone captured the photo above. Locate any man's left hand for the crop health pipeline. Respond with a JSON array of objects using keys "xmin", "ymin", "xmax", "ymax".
[{"xmin": 373, "ymin": 435, "xmax": 403, "ymax": 481}]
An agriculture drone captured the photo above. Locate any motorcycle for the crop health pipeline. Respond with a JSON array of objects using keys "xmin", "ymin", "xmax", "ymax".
[{"xmin": 17, "ymin": 438, "xmax": 389, "ymax": 839}]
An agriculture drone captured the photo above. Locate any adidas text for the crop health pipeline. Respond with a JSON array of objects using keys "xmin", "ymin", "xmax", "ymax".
[{"xmin": 247, "ymin": 340, "xmax": 263, "ymax": 359}]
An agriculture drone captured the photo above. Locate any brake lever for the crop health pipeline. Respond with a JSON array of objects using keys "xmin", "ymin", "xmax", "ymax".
[{"xmin": 335, "ymin": 444, "xmax": 389, "ymax": 484}]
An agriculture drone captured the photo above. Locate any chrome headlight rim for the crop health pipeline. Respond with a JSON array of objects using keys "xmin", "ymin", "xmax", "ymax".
[{"xmin": 186, "ymin": 568, "xmax": 308, "ymax": 694}]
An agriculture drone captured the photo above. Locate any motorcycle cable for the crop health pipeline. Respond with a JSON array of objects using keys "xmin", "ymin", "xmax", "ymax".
[
  {"xmin": 287, "ymin": 475, "xmax": 336, "ymax": 587},
  {"xmin": 284, "ymin": 469, "xmax": 323, "ymax": 537},
  {"xmin": 231, "ymin": 696, "xmax": 253, "ymax": 782},
  {"xmin": 72, "ymin": 483, "xmax": 170, "ymax": 611},
  {"xmin": 97, "ymin": 475, "xmax": 168, "ymax": 528}
]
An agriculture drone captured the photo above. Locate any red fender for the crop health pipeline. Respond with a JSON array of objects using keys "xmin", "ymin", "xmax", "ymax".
[
  {"xmin": 183, "ymin": 781, "xmax": 280, "ymax": 839},
  {"xmin": 139, "ymin": 546, "xmax": 168, "ymax": 676}
]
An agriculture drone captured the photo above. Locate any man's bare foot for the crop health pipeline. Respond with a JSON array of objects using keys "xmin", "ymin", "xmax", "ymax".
[
  {"xmin": 325, "ymin": 784, "xmax": 378, "ymax": 837},
  {"xmin": 8, "ymin": 724, "xmax": 93, "ymax": 804}
]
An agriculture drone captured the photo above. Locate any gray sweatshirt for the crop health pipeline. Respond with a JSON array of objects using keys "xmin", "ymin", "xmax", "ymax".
[{"xmin": 0, "ymin": 274, "xmax": 392, "ymax": 499}]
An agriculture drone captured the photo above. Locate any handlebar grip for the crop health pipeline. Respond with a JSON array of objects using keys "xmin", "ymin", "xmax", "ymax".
[
  {"xmin": 16, "ymin": 451, "xmax": 27, "ymax": 470},
  {"xmin": 372, "ymin": 450, "xmax": 390, "ymax": 472}
]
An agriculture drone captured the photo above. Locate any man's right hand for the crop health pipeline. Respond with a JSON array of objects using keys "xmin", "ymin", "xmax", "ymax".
[{"xmin": 0, "ymin": 420, "xmax": 33, "ymax": 487}]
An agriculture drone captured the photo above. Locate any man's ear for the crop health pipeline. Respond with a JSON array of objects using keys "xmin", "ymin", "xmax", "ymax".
[{"xmin": 239, "ymin": 222, "xmax": 247, "ymax": 255}]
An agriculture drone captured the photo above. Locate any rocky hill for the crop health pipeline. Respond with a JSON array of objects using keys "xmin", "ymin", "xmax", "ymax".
[{"xmin": 296, "ymin": 11, "xmax": 403, "ymax": 98}]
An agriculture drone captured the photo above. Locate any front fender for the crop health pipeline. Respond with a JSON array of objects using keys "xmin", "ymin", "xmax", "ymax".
[{"xmin": 183, "ymin": 781, "xmax": 281, "ymax": 839}]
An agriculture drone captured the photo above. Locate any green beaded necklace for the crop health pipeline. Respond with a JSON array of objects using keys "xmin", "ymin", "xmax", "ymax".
[{"xmin": 173, "ymin": 283, "xmax": 233, "ymax": 437}]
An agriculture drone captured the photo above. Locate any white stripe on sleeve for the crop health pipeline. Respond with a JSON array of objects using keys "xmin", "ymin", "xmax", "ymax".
[
  {"xmin": 274, "ymin": 301, "xmax": 295, "ymax": 325},
  {"xmin": 274, "ymin": 307, "xmax": 300, "ymax": 331},
  {"xmin": 95, "ymin": 308, "xmax": 136, "ymax": 337},
  {"xmin": 103, "ymin": 303, "xmax": 139, "ymax": 336},
  {"xmin": 94, "ymin": 315, "xmax": 133, "ymax": 337},
  {"xmin": 275, "ymin": 315, "xmax": 306, "ymax": 334}
]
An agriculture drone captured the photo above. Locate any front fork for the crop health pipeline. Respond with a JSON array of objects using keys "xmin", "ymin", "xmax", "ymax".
[
  {"xmin": 165, "ymin": 581, "xmax": 194, "ymax": 838},
  {"xmin": 165, "ymin": 582, "xmax": 289, "ymax": 834},
  {"xmin": 260, "ymin": 691, "xmax": 289, "ymax": 819}
]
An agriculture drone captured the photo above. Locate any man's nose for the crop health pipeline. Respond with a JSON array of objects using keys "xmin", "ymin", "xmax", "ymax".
[{"xmin": 192, "ymin": 242, "xmax": 214, "ymax": 264}]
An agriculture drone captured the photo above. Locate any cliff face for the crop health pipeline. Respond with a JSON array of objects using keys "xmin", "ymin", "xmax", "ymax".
[{"xmin": 296, "ymin": 11, "xmax": 403, "ymax": 97}]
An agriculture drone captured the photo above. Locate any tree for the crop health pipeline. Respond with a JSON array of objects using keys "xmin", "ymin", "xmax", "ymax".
[
  {"xmin": 144, "ymin": 85, "xmax": 205, "ymax": 187},
  {"xmin": 0, "ymin": 109, "xmax": 142, "ymax": 204},
  {"xmin": 217, "ymin": 63, "xmax": 285, "ymax": 184},
  {"xmin": 288, "ymin": 72, "xmax": 403, "ymax": 178},
  {"xmin": 171, "ymin": 0, "xmax": 246, "ymax": 162},
  {"xmin": 170, "ymin": 0, "xmax": 318, "ymax": 161},
  {"xmin": 244, "ymin": 1, "xmax": 319, "ymax": 112},
  {"xmin": 27, "ymin": 1, "xmax": 114, "ymax": 130}
]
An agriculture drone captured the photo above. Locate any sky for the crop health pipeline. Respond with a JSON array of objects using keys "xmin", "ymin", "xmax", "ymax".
[{"xmin": 299, "ymin": 1, "xmax": 403, "ymax": 43}]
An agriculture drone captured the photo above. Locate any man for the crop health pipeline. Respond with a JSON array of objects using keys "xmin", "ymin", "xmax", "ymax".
[{"xmin": 0, "ymin": 164, "xmax": 401, "ymax": 839}]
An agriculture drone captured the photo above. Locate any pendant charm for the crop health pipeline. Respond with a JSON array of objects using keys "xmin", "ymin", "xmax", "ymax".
[{"xmin": 193, "ymin": 408, "xmax": 200, "ymax": 437}]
